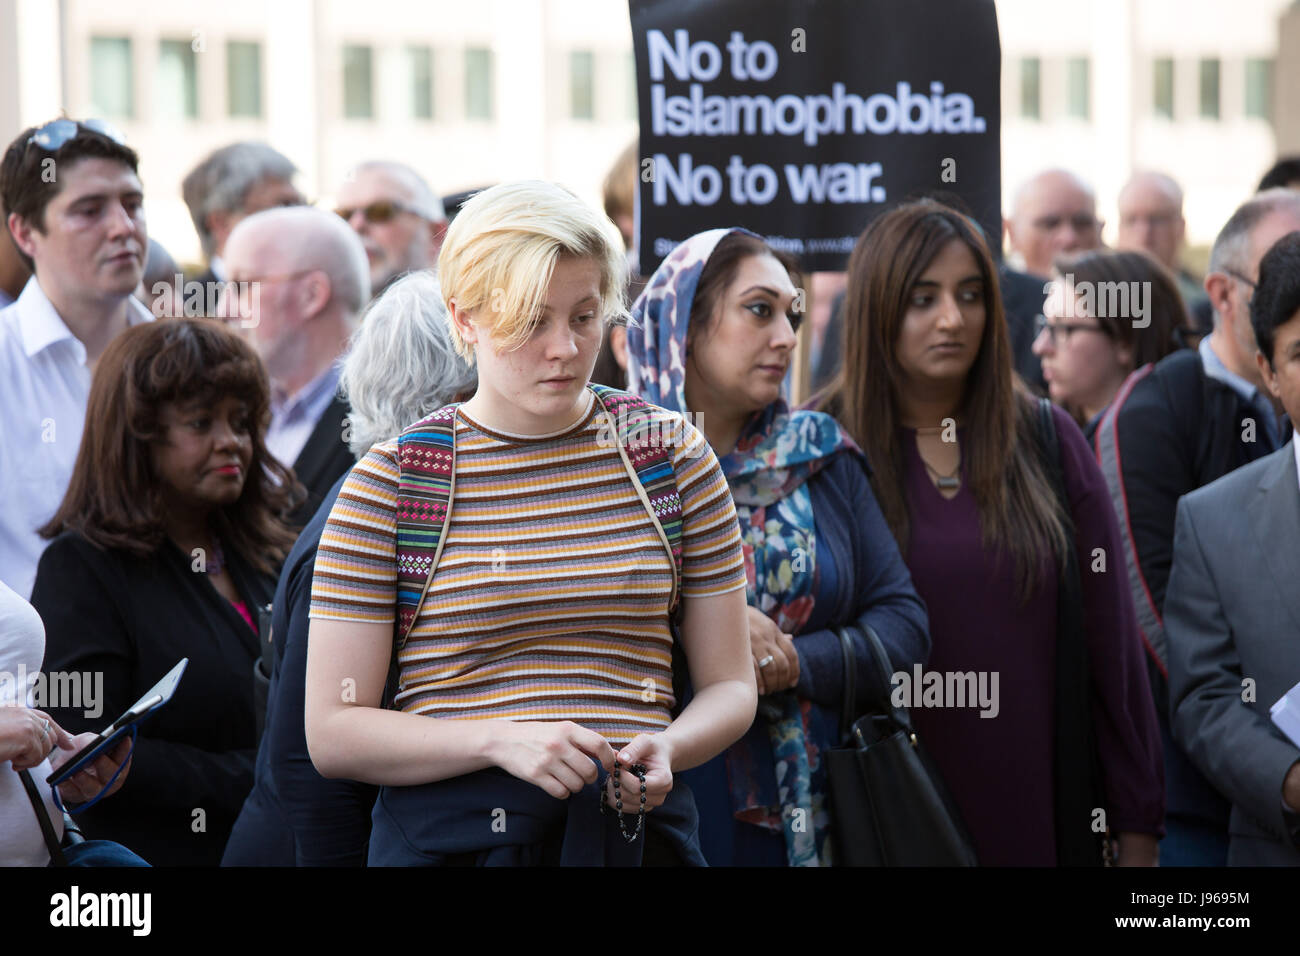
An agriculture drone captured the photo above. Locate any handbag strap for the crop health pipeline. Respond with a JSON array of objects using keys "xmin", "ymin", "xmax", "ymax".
[
  {"xmin": 834, "ymin": 623, "xmax": 909, "ymax": 741},
  {"xmin": 18, "ymin": 768, "xmax": 67, "ymax": 867},
  {"xmin": 834, "ymin": 627, "xmax": 856, "ymax": 743}
]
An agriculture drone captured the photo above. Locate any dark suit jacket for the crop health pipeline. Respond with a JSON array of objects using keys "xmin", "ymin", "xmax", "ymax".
[
  {"xmin": 288, "ymin": 394, "xmax": 354, "ymax": 528},
  {"xmin": 1166, "ymin": 443, "xmax": 1300, "ymax": 864},
  {"xmin": 31, "ymin": 532, "xmax": 277, "ymax": 866},
  {"xmin": 223, "ymin": 475, "xmax": 378, "ymax": 866}
]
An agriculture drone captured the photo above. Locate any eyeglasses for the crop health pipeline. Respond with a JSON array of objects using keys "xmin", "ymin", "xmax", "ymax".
[
  {"xmin": 28, "ymin": 118, "xmax": 126, "ymax": 151},
  {"xmin": 1034, "ymin": 314, "xmax": 1109, "ymax": 346},
  {"xmin": 1223, "ymin": 268, "xmax": 1257, "ymax": 290},
  {"xmin": 335, "ymin": 200, "xmax": 430, "ymax": 224}
]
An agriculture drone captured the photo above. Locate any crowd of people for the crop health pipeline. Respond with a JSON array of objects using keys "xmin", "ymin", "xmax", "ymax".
[{"xmin": 2, "ymin": 114, "xmax": 1299, "ymax": 867}]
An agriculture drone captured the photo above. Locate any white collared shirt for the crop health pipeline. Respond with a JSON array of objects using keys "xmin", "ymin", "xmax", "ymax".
[{"xmin": 0, "ymin": 277, "xmax": 152, "ymax": 597}]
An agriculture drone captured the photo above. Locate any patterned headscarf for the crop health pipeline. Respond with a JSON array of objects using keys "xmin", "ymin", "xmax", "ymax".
[{"xmin": 628, "ymin": 228, "xmax": 858, "ymax": 866}]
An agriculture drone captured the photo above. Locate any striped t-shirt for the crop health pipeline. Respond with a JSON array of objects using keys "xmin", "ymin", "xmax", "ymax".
[{"xmin": 309, "ymin": 393, "xmax": 746, "ymax": 744}]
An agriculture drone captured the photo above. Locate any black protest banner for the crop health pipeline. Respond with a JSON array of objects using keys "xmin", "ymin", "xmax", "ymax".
[{"xmin": 630, "ymin": 0, "xmax": 1002, "ymax": 273}]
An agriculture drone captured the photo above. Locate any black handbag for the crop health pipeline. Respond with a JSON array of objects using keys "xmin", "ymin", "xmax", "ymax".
[{"xmin": 825, "ymin": 623, "xmax": 978, "ymax": 866}]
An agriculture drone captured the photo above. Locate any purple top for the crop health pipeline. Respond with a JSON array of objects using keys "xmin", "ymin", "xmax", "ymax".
[{"xmin": 901, "ymin": 404, "xmax": 1163, "ymax": 865}]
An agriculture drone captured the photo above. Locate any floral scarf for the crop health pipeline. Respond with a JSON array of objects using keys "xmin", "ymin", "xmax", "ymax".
[{"xmin": 628, "ymin": 229, "xmax": 857, "ymax": 866}]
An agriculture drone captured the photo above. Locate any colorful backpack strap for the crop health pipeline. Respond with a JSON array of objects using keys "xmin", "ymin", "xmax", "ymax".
[
  {"xmin": 394, "ymin": 403, "xmax": 460, "ymax": 648},
  {"xmin": 589, "ymin": 383, "xmax": 684, "ymax": 612},
  {"xmin": 390, "ymin": 385, "xmax": 685, "ymax": 672}
]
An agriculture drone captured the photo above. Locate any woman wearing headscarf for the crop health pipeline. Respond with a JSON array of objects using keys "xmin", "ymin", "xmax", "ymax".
[{"xmin": 626, "ymin": 228, "xmax": 930, "ymax": 865}]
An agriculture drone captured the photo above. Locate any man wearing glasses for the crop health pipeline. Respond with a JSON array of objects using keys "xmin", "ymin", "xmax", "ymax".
[
  {"xmin": 1094, "ymin": 188, "xmax": 1300, "ymax": 868},
  {"xmin": 0, "ymin": 119, "xmax": 152, "ymax": 598},
  {"xmin": 334, "ymin": 161, "xmax": 446, "ymax": 299},
  {"xmin": 1004, "ymin": 168, "xmax": 1103, "ymax": 279},
  {"xmin": 1116, "ymin": 170, "xmax": 1208, "ymax": 315},
  {"xmin": 222, "ymin": 206, "xmax": 370, "ymax": 526}
]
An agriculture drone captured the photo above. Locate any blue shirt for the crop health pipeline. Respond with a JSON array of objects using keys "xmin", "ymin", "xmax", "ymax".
[{"xmin": 1199, "ymin": 336, "xmax": 1284, "ymax": 446}]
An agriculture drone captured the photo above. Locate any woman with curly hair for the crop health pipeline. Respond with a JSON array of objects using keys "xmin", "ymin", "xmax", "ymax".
[{"xmin": 31, "ymin": 318, "xmax": 301, "ymax": 865}]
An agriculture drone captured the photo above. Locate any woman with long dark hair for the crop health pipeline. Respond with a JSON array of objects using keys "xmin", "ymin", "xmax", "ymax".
[
  {"xmin": 31, "ymin": 318, "xmax": 300, "ymax": 865},
  {"xmin": 817, "ymin": 200, "xmax": 1164, "ymax": 865}
]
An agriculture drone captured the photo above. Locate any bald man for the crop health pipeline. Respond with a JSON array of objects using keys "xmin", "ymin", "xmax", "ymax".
[
  {"xmin": 224, "ymin": 206, "xmax": 371, "ymax": 524},
  {"xmin": 1005, "ymin": 169, "xmax": 1103, "ymax": 278},
  {"xmin": 335, "ymin": 160, "xmax": 446, "ymax": 299},
  {"xmin": 1117, "ymin": 171, "xmax": 1206, "ymax": 310}
]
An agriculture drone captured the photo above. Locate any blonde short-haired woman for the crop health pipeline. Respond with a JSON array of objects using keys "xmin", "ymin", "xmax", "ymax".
[{"xmin": 303, "ymin": 181, "xmax": 756, "ymax": 865}]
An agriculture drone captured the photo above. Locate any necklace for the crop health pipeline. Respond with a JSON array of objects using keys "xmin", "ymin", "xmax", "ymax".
[
  {"xmin": 921, "ymin": 455, "xmax": 962, "ymax": 491},
  {"xmin": 205, "ymin": 540, "xmax": 225, "ymax": 575},
  {"xmin": 600, "ymin": 760, "xmax": 648, "ymax": 842}
]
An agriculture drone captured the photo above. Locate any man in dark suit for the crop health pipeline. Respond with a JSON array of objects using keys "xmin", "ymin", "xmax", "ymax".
[
  {"xmin": 1165, "ymin": 230, "xmax": 1300, "ymax": 865},
  {"xmin": 222, "ymin": 206, "xmax": 370, "ymax": 526}
]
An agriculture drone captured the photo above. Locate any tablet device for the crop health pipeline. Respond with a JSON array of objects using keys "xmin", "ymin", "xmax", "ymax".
[{"xmin": 46, "ymin": 658, "xmax": 188, "ymax": 787}]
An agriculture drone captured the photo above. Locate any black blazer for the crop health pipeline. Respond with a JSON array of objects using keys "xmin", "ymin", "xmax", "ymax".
[
  {"xmin": 288, "ymin": 394, "xmax": 355, "ymax": 529},
  {"xmin": 31, "ymin": 532, "xmax": 277, "ymax": 866}
]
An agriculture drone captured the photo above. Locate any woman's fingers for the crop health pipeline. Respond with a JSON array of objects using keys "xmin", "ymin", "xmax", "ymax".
[{"xmin": 776, "ymin": 633, "xmax": 800, "ymax": 689}]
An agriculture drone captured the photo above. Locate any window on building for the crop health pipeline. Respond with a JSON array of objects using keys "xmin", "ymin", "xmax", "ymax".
[
  {"xmin": 1066, "ymin": 57, "xmax": 1090, "ymax": 120},
  {"xmin": 409, "ymin": 46, "xmax": 434, "ymax": 119},
  {"xmin": 227, "ymin": 41, "xmax": 263, "ymax": 118},
  {"xmin": 90, "ymin": 37, "xmax": 133, "ymax": 119},
  {"xmin": 1245, "ymin": 57, "xmax": 1273, "ymax": 120},
  {"xmin": 343, "ymin": 45, "xmax": 374, "ymax": 119},
  {"xmin": 1199, "ymin": 58, "xmax": 1220, "ymax": 119},
  {"xmin": 1153, "ymin": 57, "xmax": 1174, "ymax": 118},
  {"xmin": 1019, "ymin": 57, "xmax": 1041, "ymax": 119},
  {"xmin": 570, "ymin": 50, "xmax": 595, "ymax": 120},
  {"xmin": 157, "ymin": 39, "xmax": 198, "ymax": 120},
  {"xmin": 466, "ymin": 47, "xmax": 493, "ymax": 119}
]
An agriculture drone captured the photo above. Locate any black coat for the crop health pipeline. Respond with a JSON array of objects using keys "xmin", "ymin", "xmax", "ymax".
[
  {"xmin": 288, "ymin": 395, "xmax": 355, "ymax": 529},
  {"xmin": 31, "ymin": 532, "xmax": 277, "ymax": 866},
  {"xmin": 223, "ymin": 475, "xmax": 378, "ymax": 866}
]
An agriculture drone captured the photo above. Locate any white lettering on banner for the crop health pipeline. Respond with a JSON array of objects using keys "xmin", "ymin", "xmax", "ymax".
[
  {"xmin": 650, "ymin": 81, "xmax": 985, "ymax": 147},
  {"xmin": 784, "ymin": 162, "xmax": 885, "ymax": 204}
]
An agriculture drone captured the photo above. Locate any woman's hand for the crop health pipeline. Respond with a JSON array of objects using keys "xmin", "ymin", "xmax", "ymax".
[
  {"xmin": 50, "ymin": 734, "xmax": 133, "ymax": 805},
  {"xmin": 606, "ymin": 733, "xmax": 674, "ymax": 812},
  {"xmin": 0, "ymin": 706, "xmax": 67, "ymax": 771},
  {"xmin": 746, "ymin": 606, "xmax": 799, "ymax": 695},
  {"xmin": 487, "ymin": 720, "xmax": 617, "ymax": 800}
]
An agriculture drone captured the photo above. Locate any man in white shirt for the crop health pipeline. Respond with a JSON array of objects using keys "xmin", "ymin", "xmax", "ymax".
[
  {"xmin": 0, "ymin": 119, "xmax": 153, "ymax": 596},
  {"xmin": 222, "ymin": 206, "xmax": 370, "ymax": 525}
]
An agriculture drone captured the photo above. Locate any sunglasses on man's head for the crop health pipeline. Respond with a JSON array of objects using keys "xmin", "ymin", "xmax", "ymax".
[
  {"xmin": 28, "ymin": 118, "xmax": 126, "ymax": 151},
  {"xmin": 335, "ymin": 200, "xmax": 429, "ymax": 224}
]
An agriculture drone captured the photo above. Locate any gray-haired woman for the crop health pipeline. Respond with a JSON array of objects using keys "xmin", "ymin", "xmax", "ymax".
[{"xmin": 222, "ymin": 270, "xmax": 476, "ymax": 865}]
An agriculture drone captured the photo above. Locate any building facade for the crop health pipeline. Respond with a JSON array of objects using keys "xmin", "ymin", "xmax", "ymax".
[{"xmin": 0, "ymin": 0, "xmax": 1293, "ymax": 263}]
